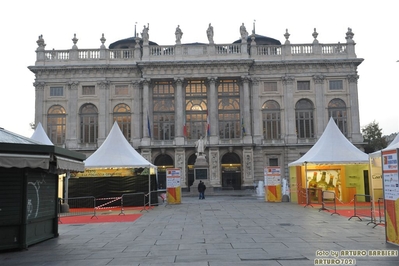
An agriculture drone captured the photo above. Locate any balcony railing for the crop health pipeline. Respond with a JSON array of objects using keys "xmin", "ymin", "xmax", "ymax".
[{"xmin": 36, "ymin": 41, "xmax": 355, "ymax": 65}]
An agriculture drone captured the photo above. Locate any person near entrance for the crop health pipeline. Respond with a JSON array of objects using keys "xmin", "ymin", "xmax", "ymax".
[{"xmin": 198, "ymin": 180, "xmax": 206, "ymax": 199}]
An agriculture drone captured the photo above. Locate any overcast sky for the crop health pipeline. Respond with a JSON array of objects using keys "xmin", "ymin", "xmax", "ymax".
[{"xmin": 1, "ymin": 0, "xmax": 398, "ymax": 138}]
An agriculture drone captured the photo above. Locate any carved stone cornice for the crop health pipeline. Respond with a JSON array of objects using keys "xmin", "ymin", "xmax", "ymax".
[{"xmin": 312, "ymin": 75, "xmax": 325, "ymax": 84}]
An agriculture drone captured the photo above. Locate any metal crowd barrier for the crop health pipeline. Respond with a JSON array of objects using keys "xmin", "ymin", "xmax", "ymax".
[
  {"xmin": 58, "ymin": 196, "xmax": 97, "ymax": 222},
  {"xmin": 118, "ymin": 192, "xmax": 146, "ymax": 215},
  {"xmin": 373, "ymin": 198, "xmax": 385, "ymax": 228},
  {"xmin": 318, "ymin": 191, "xmax": 340, "ymax": 216},
  {"xmin": 348, "ymin": 194, "xmax": 375, "ymax": 226}
]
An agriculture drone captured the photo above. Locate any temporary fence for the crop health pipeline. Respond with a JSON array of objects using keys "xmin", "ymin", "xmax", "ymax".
[
  {"xmin": 303, "ymin": 188, "xmax": 321, "ymax": 207},
  {"xmin": 373, "ymin": 198, "xmax": 385, "ymax": 228},
  {"xmin": 58, "ymin": 196, "xmax": 97, "ymax": 222},
  {"xmin": 348, "ymin": 194, "xmax": 375, "ymax": 226},
  {"xmin": 318, "ymin": 190, "xmax": 339, "ymax": 216},
  {"xmin": 118, "ymin": 192, "xmax": 146, "ymax": 215}
]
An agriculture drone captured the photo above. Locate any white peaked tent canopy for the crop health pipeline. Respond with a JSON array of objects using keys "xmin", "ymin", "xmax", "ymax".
[
  {"xmin": 85, "ymin": 121, "xmax": 155, "ymax": 169},
  {"xmin": 289, "ymin": 117, "xmax": 368, "ymax": 166},
  {"xmin": 30, "ymin": 122, "xmax": 53, "ymax": 145},
  {"xmin": 370, "ymin": 133, "xmax": 399, "ymax": 158}
]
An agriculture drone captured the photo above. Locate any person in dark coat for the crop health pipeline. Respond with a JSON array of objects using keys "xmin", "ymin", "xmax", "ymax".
[{"xmin": 198, "ymin": 180, "xmax": 206, "ymax": 199}]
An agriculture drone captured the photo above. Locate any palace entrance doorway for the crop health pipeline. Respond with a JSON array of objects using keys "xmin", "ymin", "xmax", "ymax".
[{"xmin": 221, "ymin": 152, "xmax": 241, "ymax": 190}]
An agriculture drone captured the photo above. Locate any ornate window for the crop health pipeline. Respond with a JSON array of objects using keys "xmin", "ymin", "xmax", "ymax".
[
  {"xmin": 113, "ymin": 103, "xmax": 131, "ymax": 140},
  {"xmin": 328, "ymin": 98, "xmax": 347, "ymax": 136},
  {"xmin": 79, "ymin": 103, "xmax": 98, "ymax": 144},
  {"xmin": 218, "ymin": 79, "xmax": 241, "ymax": 139},
  {"xmin": 262, "ymin": 100, "xmax": 281, "ymax": 140},
  {"xmin": 47, "ymin": 105, "xmax": 66, "ymax": 145},
  {"xmin": 153, "ymin": 81, "xmax": 175, "ymax": 140},
  {"xmin": 295, "ymin": 99, "xmax": 314, "ymax": 138},
  {"xmin": 185, "ymin": 80, "xmax": 207, "ymax": 139},
  {"xmin": 82, "ymin": 85, "xmax": 95, "ymax": 95}
]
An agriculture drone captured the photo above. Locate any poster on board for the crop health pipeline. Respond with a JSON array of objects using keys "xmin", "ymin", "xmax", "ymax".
[
  {"xmin": 264, "ymin": 166, "xmax": 282, "ymax": 202},
  {"xmin": 382, "ymin": 149, "xmax": 399, "ymax": 246},
  {"xmin": 166, "ymin": 168, "xmax": 181, "ymax": 204}
]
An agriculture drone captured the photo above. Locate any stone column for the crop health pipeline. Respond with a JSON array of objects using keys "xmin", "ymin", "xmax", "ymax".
[
  {"xmin": 348, "ymin": 74, "xmax": 363, "ymax": 143},
  {"xmin": 241, "ymin": 76, "xmax": 252, "ymax": 143},
  {"xmin": 174, "ymin": 78, "xmax": 185, "ymax": 145},
  {"xmin": 142, "ymin": 78, "xmax": 151, "ymax": 145},
  {"xmin": 207, "ymin": 77, "xmax": 218, "ymax": 144},
  {"xmin": 251, "ymin": 78, "xmax": 262, "ymax": 144},
  {"xmin": 282, "ymin": 76, "xmax": 296, "ymax": 143},
  {"xmin": 97, "ymin": 80, "xmax": 110, "ymax": 146},
  {"xmin": 66, "ymin": 81, "xmax": 79, "ymax": 149},
  {"xmin": 313, "ymin": 75, "xmax": 325, "ymax": 138},
  {"xmin": 33, "ymin": 82, "xmax": 45, "ymax": 127},
  {"xmin": 132, "ymin": 81, "xmax": 141, "ymax": 147}
]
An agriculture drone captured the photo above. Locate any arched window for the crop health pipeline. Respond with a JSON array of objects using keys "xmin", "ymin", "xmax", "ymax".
[
  {"xmin": 262, "ymin": 100, "xmax": 281, "ymax": 140},
  {"xmin": 218, "ymin": 79, "xmax": 240, "ymax": 139},
  {"xmin": 295, "ymin": 99, "xmax": 314, "ymax": 139},
  {"xmin": 113, "ymin": 103, "xmax": 131, "ymax": 140},
  {"xmin": 47, "ymin": 105, "xmax": 66, "ymax": 145},
  {"xmin": 79, "ymin": 103, "xmax": 98, "ymax": 144},
  {"xmin": 153, "ymin": 81, "xmax": 175, "ymax": 140},
  {"xmin": 328, "ymin": 98, "xmax": 347, "ymax": 136},
  {"xmin": 185, "ymin": 80, "xmax": 207, "ymax": 140}
]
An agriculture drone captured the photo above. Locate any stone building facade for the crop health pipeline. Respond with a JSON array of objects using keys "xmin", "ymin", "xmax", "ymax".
[{"xmin": 29, "ymin": 25, "xmax": 364, "ymax": 192}]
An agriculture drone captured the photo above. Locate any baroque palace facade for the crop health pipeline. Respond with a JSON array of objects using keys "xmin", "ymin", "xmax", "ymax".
[{"xmin": 29, "ymin": 24, "xmax": 364, "ymax": 191}]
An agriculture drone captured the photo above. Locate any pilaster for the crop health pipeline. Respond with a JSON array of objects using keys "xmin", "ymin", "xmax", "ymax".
[
  {"xmin": 251, "ymin": 78, "xmax": 262, "ymax": 144},
  {"xmin": 175, "ymin": 149, "xmax": 186, "ymax": 188},
  {"xmin": 209, "ymin": 148, "xmax": 220, "ymax": 187},
  {"xmin": 141, "ymin": 78, "xmax": 151, "ymax": 146},
  {"xmin": 348, "ymin": 74, "xmax": 363, "ymax": 142},
  {"xmin": 33, "ymin": 81, "xmax": 45, "ymax": 126},
  {"xmin": 313, "ymin": 75, "xmax": 325, "ymax": 138},
  {"xmin": 174, "ymin": 78, "xmax": 185, "ymax": 145},
  {"xmin": 207, "ymin": 77, "xmax": 218, "ymax": 144},
  {"xmin": 282, "ymin": 76, "xmax": 296, "ymax": 143},
  {"xmin": 66, "ymin": 81, "xmax": 79, "ymax": 149},
  {"xmin": 242, "ymin": 147, "xmax": 254, "ymax": 187},
  {"xmin": 97, "ymin": 80, "xmax": 110, "ymax": 146}
]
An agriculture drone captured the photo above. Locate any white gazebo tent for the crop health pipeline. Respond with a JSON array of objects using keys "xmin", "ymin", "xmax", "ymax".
[
  {"xmin": 288, "ymin": 117, "xmax": 369, "ymax": 204},
  {"xmin": 82, "ymin": 122, "xmax": 157, "ymax": 205},
  {"xmin": 30, "ymin": 122, "xmax": 53, "ymax": 145}
]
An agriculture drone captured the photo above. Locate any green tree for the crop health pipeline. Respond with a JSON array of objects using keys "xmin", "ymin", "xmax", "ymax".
[{"xmin": 361, "ymin": 121, "xmax": 387, "ymax": 153}]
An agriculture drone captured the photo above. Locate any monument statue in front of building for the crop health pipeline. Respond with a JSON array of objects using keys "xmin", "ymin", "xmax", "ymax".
[{"xmin": 195, "ymin": 135, "xmax": 206, "ymax": 158}]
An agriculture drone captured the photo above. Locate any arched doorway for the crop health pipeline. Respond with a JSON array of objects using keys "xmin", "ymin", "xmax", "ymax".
[
  {"xmin": 221, "ymin": 153, "xmax": 241, "ymax": 190},
  {"xmin": 187, "ymin": 154, "xmax": 196, "ymax": 191},
  {"xmin": 154, "ymin": 154, "xmax": 174, "ymax": 189}
]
